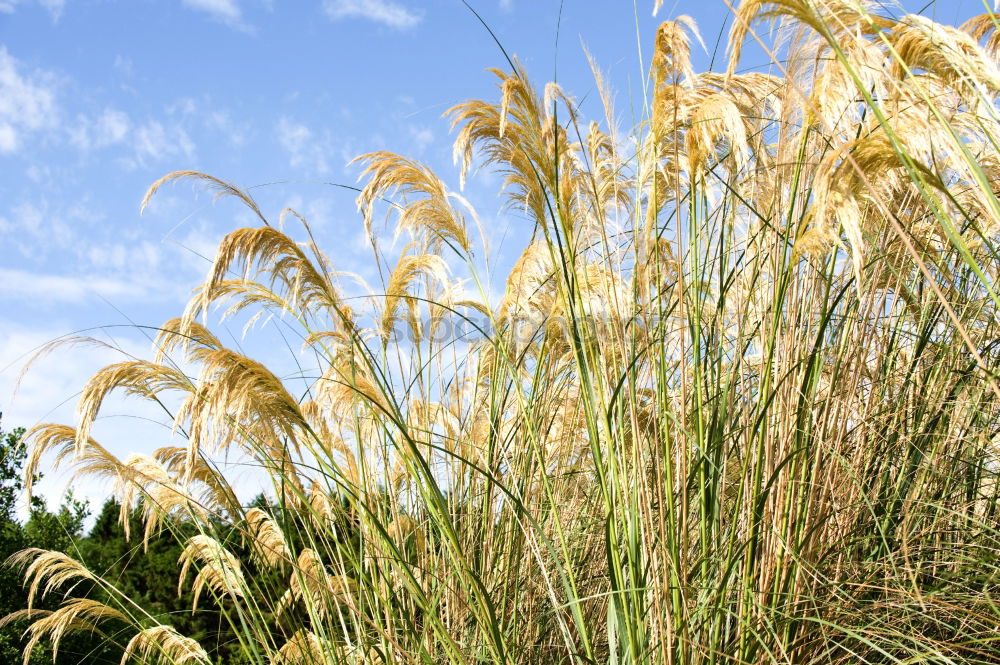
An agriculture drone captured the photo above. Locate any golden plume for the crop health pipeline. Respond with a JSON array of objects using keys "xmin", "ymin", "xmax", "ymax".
[
  {"xmin": 354, "ymin": 151, "xmax": 470, "ymax": 253},
  {"xmin": 122, "ymin": 625, "xmax": 211, "ymax": 665},
  {"xmin": 177, "ymin": 535, "xmax": 246, "ymax": 611}
]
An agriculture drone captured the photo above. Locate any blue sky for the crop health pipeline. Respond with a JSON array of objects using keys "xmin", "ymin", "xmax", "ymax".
[{"xmin": 0, "ymin": 0, "xmax": 987, "ymax": 512}]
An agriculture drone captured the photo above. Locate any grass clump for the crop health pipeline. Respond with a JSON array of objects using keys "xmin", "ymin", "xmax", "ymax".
[{"xmin": 6, "ymin": 2, "xmax": 1000, "ymax": 664}]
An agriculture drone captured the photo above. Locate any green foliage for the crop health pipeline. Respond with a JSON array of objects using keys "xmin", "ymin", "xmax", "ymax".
[
  {"xmin": 0, "ymin": 417, "xmax": 285, "ymax": 664},
  {"xmin": 0, "ymin": 417, "xmax": 103, "ymax": 665},
  {"xmin": 76, "ymin": 500, "xmax": 253, "ymax": 665},
  {"xmin": 0, "ymin": 418, "xmax": 29, "ymax": 521}
]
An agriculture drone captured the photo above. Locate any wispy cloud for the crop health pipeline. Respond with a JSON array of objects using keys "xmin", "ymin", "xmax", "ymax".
[
  {"xmin": 409, "ymin": 125, "xmax": 433, "ymax": 152},
  {"xmin": 130, "ymin": 120, "xmax": 196, "ymax": 166},
  {"xmin": 37, "ymin": 0, "xmax": 61, "ymax": 18},
  {"xmin": 180, "ymin": 0, "xmax": 251, "ymax": 30},
  {"xmin": 323, "ymin": 0, "xmax": 421, "ymax": 30},
  {"xmin": 0, "ymin": 47, "xmax": 58, "ymax": 153},
  {"xmin": 0, "ymin": 200, "xmax": 76, "ymax": 258},
  {"xmin": 113, "ymin": 54, "xmax": 134, "ymax": 77},
  {"xmin": 68, "ymin": 107, "xmax": 131, "ymax": 151},
  {"xmin": 0, "ymin": 268, "xmax": 150, "ymax": 304},
  {"xmin": 0, "ymin": 0, "xmax": 65, "ymax": 21},
  {"xmin": 169, "ymin": 97, "xmax": 250, "ymax": 148},
  {"xmin": 276, "ymin": 117, "xmax": 331, "ymax": 174}
]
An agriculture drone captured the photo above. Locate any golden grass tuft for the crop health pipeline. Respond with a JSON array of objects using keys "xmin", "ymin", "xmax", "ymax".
[{"xmin": 7, "ymin": 2, "xmax": 1000, "ymax": 664}]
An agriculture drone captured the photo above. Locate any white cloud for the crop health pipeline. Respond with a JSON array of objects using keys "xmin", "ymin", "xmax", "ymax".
[
  {"xmin": 204, "ymin": 108, "xmax": 248, "ymax": 147},
  {"xmin": 409, "ymin": 125, "xmax": 433, "ymax": 151},
  {"xmin": 499, "ymin": 0, "xmax": 512, "ymax": 10},
  {"xmin": 223, "ymin": 118, "xmax": 249, "ymax": 146},
  {"xmin": 281, "ymin": 194, "xmax": 337, "ymax": 231},
  {"xmin": 165, "ymin": 97, "xmax": 249, "ymax": 147},
  {"xmin": 0, "ymin": 0, "xmax": 64, "ymax": 20},
  {"xmin": 276, "ymin": 117, "xmax": 331, "ymax": 174},
  {"xmin": 0, "ymin": 200, "xmax": 64, "ymax": 248},
  {"xmin": 277, "ymin": 117, "xmax": 310, "ymax": 154},
  {"xmin": 169, "ymin": 97, "xmax": 199, "ymax": 116},
  {"xmin": 131, "ymin": 120, "xmax": 195, "ymax": 165},
  {"xmin": 11, "ymin": 201, "xmax": 42, "ymax": 235},
  {"xmin": 113, "ymin": 54, "xmax": 134, "ymax": 77},
  {"xmin": 0, "ymin": 125, "xmax": 16, "ymax": 152},
  {"xmin": 69, "ymin": 107, "xmax": 131, "ymax": 151},
  {"xmin": 171, "ymin": 225, "xmax": 223, "ymax": 273},
  {"xmin": 97, "ymin": 108, "xmax": 130, "ymax": 144},
  {"xmin": 323, "ymin": 0, "xmax": 421, "ymax": 30},
  {"xmin": 181, "ymin": 0, "xmax": 239, "ymax": 21},
  {"xmin": 85, "ymin": 240, "xmax": 162, "ymax": 273},
  {"xmin": 0, "ymin": 47, "xmax": 58, "ymax": 153},
  {"xmin": 0, "ymin": 268, "xmax": 150, "ymax": 304},
  {"xmin": 0, "ymin": 198, "xmax": 198, "ymax": 305},
  {"xmin": 181, "ymin": 0, "xmax": 254, "ymax": 31},
  {"xmin": 37, "ymin": 0, "xmax": 62, "ymax": 18}
]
